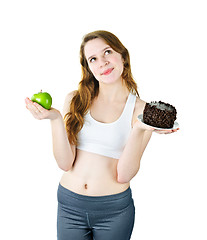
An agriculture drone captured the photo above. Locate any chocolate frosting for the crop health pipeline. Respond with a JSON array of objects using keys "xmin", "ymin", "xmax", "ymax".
[{"xmin": 143, "ymin": 101, "xmax": 177, "ymax": 128}]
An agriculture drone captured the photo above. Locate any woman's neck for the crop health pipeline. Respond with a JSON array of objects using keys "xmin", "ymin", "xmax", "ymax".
[{"xmin": 98, "ymin": 81, "xmax": 129, "ymax": 103}]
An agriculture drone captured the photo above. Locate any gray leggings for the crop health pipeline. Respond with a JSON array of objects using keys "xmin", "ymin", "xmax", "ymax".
[{"xmin": 57, "ymin": 184, "xmax": 135, "ymax": 240}]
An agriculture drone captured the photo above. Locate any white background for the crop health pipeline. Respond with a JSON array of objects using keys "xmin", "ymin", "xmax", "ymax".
[{"xmin": 0, "ymin": 0, "xmax": 206, "ymax": 239}]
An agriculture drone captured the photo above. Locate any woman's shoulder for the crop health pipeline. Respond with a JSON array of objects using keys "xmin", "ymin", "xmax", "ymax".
[
  {"xmin": 65, "ymin": 90, "xmax": 78, "ymax": 102},
  {"xmin": 62, "ymin": 90, "xmax": 78, "ymax": 116},
  {"xmin": 134, "ymin": 96, "xmax": 146, "ymax": 115},
  {"xmin": 130, "ymin": 96, "xmax": 146, "ymax": 126},
  {"xmin": 130, "ymin": 96, "xmax": 146, "ymax": 127}
]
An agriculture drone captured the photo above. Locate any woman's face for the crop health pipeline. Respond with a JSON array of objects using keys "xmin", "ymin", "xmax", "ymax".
[{"xmin": 84, "ymin": 38, "xmax": 124, "ymax": 84}]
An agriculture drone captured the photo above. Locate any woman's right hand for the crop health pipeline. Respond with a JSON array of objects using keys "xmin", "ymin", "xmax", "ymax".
[{"xmin": 25, "ymin": 97, "xmax": 61, "ymax": 120}]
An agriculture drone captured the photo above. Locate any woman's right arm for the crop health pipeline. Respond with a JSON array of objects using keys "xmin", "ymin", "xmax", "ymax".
[{"xmin": 25, "ymin": 91, "xmax": 76, "ymax": 171}]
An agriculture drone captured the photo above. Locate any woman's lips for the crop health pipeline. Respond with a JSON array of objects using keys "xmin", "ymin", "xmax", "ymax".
[{"xmin": 102, "ymin": 68, "xmax": 114, "ymax": 75}]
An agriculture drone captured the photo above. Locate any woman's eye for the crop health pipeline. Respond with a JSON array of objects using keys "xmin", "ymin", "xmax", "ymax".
[
  {"xmin": 105, "ymin": 50, "xmax": 112, "ymax": 55},
  {"xmin": 90, "ymin": 57, "xmax": 96, "ymax": 63}
]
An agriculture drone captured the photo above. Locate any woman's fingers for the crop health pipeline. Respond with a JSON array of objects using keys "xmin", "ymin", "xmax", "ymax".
[
  {"xmin": 25, "ymin": 98, "xmax": 48, "ymax": 119},
  {"xmin": 25, "ymin": 97, "xmax": 61, "ymax": 120},
  {"xmin": 153, "ymin": 128, "xmax": 179, "ymax": 134},
  {"xmin": 33, "ymin": 102, "xmax": 45, "ymax": 113}
]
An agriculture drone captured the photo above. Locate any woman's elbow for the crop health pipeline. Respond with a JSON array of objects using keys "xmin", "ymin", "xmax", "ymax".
[
  {"xmin": 56, "ymin": 157, "xmax": 74, "ymax": 172},
  {"xmin": 117, "ymin": 174, "xmax": 130, "ymax": 184},
  {"xmin": 117, "ymin": 167, "xmax": 140, "ymax": 184},
  {"xmin": 58, "ymin": 162, "xmax": 71, "ymax": 172}
]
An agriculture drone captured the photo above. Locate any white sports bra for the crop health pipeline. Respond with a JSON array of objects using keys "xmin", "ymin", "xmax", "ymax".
[{"xmin": 77, "ymin": 92, "xmax": 137, "ymax": 159}]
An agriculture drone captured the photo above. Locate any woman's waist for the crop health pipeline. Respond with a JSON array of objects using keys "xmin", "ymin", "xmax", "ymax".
[{"xmin": 60, "ymin": 171, "xmax": 130, "ymax": 196}]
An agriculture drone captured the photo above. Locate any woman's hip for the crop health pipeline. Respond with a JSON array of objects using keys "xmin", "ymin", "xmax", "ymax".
[{"xmin": 57, "ymin": 183, "xmax": 134, "ymax": 214}]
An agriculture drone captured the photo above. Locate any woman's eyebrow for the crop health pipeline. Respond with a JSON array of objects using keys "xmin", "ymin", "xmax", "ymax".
[{"xmin": 88, "ymin": 46, "xmax": 111, "ymax": 60}]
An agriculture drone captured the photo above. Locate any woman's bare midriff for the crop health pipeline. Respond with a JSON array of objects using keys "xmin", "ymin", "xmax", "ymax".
[{"xmin": 60, "ymin": 149, "xmax": 130, "ymax": 196}]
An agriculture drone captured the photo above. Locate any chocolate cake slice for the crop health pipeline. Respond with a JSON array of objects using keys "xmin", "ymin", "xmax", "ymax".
[{"xmin": 143, "ymin": 101, "xmax": 177, "ymax": 129}]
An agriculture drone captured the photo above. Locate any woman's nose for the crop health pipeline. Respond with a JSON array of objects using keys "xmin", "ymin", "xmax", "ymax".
[{"xmin": 99, "ymin": 57, "xmax": 109, "ymax": 67}]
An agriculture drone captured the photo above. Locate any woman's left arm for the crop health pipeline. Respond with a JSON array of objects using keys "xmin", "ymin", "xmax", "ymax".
[
  {"xmin": 117, "ymin": 98, "xmax": 179, "ymax": 183},
  {"xmin": 117, "ymin": 123, "xmax": 153, "ymax": 183}
]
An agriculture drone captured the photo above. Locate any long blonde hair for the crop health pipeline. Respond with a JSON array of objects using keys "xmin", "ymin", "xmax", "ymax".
[{"xmin": 64, "ymin": 30, "xmax": 139, "ymax": 145}]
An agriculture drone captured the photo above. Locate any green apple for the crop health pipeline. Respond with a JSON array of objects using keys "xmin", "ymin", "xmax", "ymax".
[{"xmin": 31, "ymin": 90, "xmax": 52, "ymax": 110}]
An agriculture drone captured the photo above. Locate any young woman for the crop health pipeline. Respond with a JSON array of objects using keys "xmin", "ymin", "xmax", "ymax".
[{"xmin": 25, "ymin": 30, "xmax": 178, "ymax": 240}]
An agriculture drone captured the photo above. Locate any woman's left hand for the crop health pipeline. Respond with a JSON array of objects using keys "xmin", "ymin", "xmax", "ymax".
[
  {"xmin": 153, "ymin": 128, "xmax": 179, "ymax": 134},
  {"xmin": 133, "ymin": 119, "xmax": 179, "ymax": 134}
]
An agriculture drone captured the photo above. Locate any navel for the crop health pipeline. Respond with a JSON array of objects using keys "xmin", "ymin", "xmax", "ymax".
[{"xmin": 84, "ymin": 184, "xmax": 88, "ymax": 189}]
